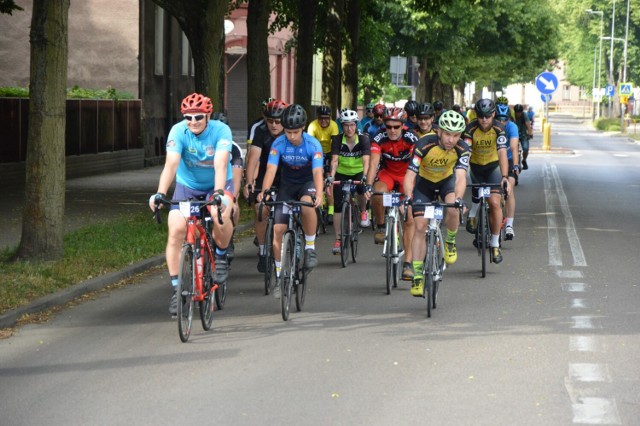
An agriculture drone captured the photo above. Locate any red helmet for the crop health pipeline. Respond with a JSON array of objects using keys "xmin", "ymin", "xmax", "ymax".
[
  {"xmin": 372, "ymin": 104, "xmax": 386, "ymax": 116},
  {"xmin": 264, "ymin": 100, "xmax": 289, "ymax": 119},
  {"xmin": 181, "ymin": 93, "xmax": 213, "ymax": 114},
  {"xmin": 384, "ymin": 107, "xmax": 405, "ymax": 122}
]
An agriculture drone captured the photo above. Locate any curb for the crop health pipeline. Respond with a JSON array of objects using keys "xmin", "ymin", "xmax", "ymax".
[{"xmin": 0, "ymin": 222, "xmax": 254, "ymax": 329}]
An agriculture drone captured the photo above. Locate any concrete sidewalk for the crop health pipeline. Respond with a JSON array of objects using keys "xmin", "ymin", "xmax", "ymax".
[{"xmin": 1, "ymin": 166, "xmax": 163, "ymax": 250}]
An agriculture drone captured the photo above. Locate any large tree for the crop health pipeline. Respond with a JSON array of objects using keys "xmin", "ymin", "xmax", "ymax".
[
  {"xmin": 17, "ymin": 0, "xmax": 69, "ymax": 260},
  {"xmin": 246, "ymin": 0, "xmax": 272, "ymax": 120},
  {"xmin": 151, "ymin": 0, "xmax": 229, "ymax": 111}
]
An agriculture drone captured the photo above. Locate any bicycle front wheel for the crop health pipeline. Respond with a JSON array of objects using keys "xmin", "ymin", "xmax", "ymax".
[
  {"xmin": 394, "ymin": 215, "xmax": 404, "ymax": 288},
  {"xmin": 351, "ymin": 204, "xmax": 360, "ymax": 263},
  {"xmin": 385, "ymin": 217, "xmax": 393, "ymax": 295},
  {"xmin": 424, "ymin": 233, "xmax": 434, "ymax": 318},
  {"xmin": 479, "ymin": 204, "xmax": 487, "ymax": 278},
  {"xmin": 200, "ymin": 249, "xmax": 214, "ymax": 331},
  {"xmin": 280, "ymin": 231, "xmax": 295, "ymax": 321},
  {"xmin": 177, "ymin": 244, "xmax": 195, "ymax": 342},
  {"xmin": 340, "ymin": 202, "xmax": 350, "ymax": 268},
  {"xmin": 264, "ymin": 218, "xmax": 275, "ymax": 295},
  {"xmin": 432, "ymin": 227, "xmax": 445, "ymax": 310}
]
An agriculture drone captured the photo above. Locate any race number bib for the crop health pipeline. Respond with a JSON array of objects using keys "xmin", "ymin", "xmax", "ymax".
[
  {"xmin": 383, "ymin": 193, "xmax": 401, "ymax": 207},
  {"xmin": 283, "ymin": 203, "xmax": 301, "ymax": 215},
  {"xmin": 179, "ymin": 201, "xmax": 200, "ymax": 218},
  {"xmin": 424, "ymin": 205, "xmax": 444, "ymax": 220},
  {"xmin": 480, "ymin": 187, "xmax": 491, "ymax": 198}
]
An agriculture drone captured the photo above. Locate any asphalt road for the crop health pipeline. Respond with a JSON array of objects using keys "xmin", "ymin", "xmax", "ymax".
[{"xmin": 1, "ymin": 116, "xmax": 639, "ymax": 425}]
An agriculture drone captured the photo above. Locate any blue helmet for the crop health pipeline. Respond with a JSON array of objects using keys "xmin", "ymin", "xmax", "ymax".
[{"xmin": 496, "ymin": 103, "xmax": 510, "ymax": 119}]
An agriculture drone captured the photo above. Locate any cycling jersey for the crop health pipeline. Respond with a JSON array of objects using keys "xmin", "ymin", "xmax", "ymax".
[
  {"xmin": 268, "ymin": 132, "xmax": 324, "ymax": 185},
  {"xmin": 231, "ymin": 141, "xmax": 243, "ymax": 169},
  {"xmin": 166, "ymin": 119, "xmax": 233, "ymax": 191},
  {"xmin": 331, "ymin": 133, "xmax": 371, "ymax": 176},
  {"xmin": 247, "ymin": 117, "xmax": 264, "ymax": 146},
  {"xmin": 409, "ymin": 134, "xmax": 470, "ymax": 183},
  {"xmin": 251, "ymin": 123, "xmax": 281, "ymax": 187},
  {"xmin": 364, "ymin": 121, "xmax": 385, "ymax": 140},
  {"xmin": 371, "ymin": 129, "xmax": 418, "ymax": 176},
  {"xmin": 414, "ymin": 128, "xmax": 435, "ymax": 139},
  {"xmin": 307, "ymin": 119, "xmax": 339, "ymax": 153},
  {"xmin": 463, "ymin": 120, "xmax": 508, "ymax": 167},
  {"xmin": 497, "ymin": 119, "xmax": 518, "ymax": 161}
]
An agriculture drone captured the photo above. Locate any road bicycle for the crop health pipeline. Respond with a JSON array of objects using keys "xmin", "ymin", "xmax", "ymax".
[
  {"xmin": 332, "ymin": 179, "xmax": 364, "ymax": 267},
  {"xmin": 154, "ymin": 195, "xmax": 225, "ymax": 342},
  {"xmin": 409, "ymin": 197, "xmax": 462, "ymax": 318},
  {"xmin": 466, "ymin": 182, "xmax": 507, "ymax": 278},
  {"xmin": 372, "ymin": 191, "xmax": 405, "ymax": 294},
  {"xmin": 263, "ymin": 196, "xmax": 316, "ymax": 321},
  {"xmin": 258, "ymin": 187, "xmax": 277, "ymax": 296}
]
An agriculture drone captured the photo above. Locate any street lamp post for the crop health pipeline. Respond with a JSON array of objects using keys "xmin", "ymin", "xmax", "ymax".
[
  {"xmin": 609, "ymin": 0, "xmax": 616, "ymax": 118},
  {"xmin": 586, "ymin": 9, "xmax": 604, "ymax": 118},
  {"xmin": 621, "ymin": 0, "xmax": 630, "ymax": 132}
]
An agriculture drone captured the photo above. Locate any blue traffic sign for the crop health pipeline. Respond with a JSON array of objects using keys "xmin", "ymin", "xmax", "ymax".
[
  {"xmin": 605, "ymin": 85, "xmax": 615, "ymax": 97},
  {"xmin": 536, "ymin": 72, "xmax": 558, "ymax": 95},
  {"xmin": 541, "ymin": 94, "xmax": 552, "ymax": 103}
]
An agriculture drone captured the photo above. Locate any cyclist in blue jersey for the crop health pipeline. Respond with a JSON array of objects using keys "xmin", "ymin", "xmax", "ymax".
[
  {"xmin": 257, "ymin": 104, "xmax": 324, "ymax": 298},
  {"xmin": 404, "ymin": 100, "xmax": 419, "ymax": 130},
  {"xmin": 364, "ymin": 104, "xmax": 386, "ymax": 139},
  {"xmin": 149, "ymin": 93, "xmax": 235, "ymax": 315},
  {"xmin": 360, "ymin": 103, "xmax": 375, "ymax": 130},
  {"xmin": 495, "ymin": 102, "xmax": 521, "ymax": 241},
  {"xmin": 514, "ymin": 104, "xmax": 533, "ymax": 170}
]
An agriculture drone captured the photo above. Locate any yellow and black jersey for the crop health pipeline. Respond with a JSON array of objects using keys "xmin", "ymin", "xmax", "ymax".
[
  {"xmin": 408, "ymin": 134, "xmax": 471, "ymax": 183},
  {"xmin": 463, "ymin": 120, "xmax": 507, "ymax": 166},
  {"xmin": 413, "ymin": 128, "xmax": 436, "ymax": 139}
]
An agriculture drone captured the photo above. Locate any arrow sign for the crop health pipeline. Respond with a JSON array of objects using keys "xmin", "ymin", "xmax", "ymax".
[{"xmin": 536, "ymin": 72, "xmax": 559, "ymax": 95}]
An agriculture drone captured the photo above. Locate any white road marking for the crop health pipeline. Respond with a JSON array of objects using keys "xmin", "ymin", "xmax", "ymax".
[
  {"xmin": 570, "ymin": 298, "xmax": 588, "ymax": 309},
  {"xmin": 557, "ymin": 270, "xmax": 583, "ymax": 278},
  {"xmin": 568, "ymin": 363, "xmax": 611, "ymax": 382},
  {"xmin": 569, "ymin": 336, "xmax": 600, "ymax": 352},
  {"xmin": 562, "ymin": 282, "xmax": 587, "ymax": 292},
  {"xmin": 543, "ymin": 164, "xmax": 562, "ymax": 266},
  {"xmin": 572, "ymin": 397, "xmax": 621, "ymax": 424},
  {"xmin": 571, "ymin": 316, "xmax": 599, "ymax": 329}
]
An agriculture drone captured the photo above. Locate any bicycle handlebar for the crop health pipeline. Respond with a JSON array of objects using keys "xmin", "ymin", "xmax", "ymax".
[
  {"xmin": 257, "ymin": 187, "xmax": 278, "ymax": 222},
  {"xmin": 408, "ymin": 200, "xmax": 464, "ymax": 224},
  {"xmin": 153, "ymin": 195, "xmax": 224, "ymax": 225}
]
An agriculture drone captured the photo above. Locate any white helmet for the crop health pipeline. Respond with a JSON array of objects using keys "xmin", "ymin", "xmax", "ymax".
[{"xmin": 340, "ymin": 109, "xmax": 359, "ymax": 123}]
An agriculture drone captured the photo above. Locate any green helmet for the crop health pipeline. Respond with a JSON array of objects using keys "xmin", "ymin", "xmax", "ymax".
[
  {"xmin": 496, "ymin": 96, "xmax": 509, "ymax": 105},
  {"xmin": 438, "ymin": 110, "xmax": 466, "ymax": 133}
]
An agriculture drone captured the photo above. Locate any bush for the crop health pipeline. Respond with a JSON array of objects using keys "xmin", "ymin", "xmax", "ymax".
[
  {"xmin": 0, "ymin": 86, "xmax": 135, "ymax": 100},
  {"xmin": 594, "ymin": 118, "xmax": 621, "ymax": 132}
]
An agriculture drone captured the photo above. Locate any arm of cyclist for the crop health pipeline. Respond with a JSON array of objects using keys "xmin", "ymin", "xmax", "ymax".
[
  {"xmin": 257, "ymin": 163, "xmax": 277, "ymax": 203},
  {"xmin": 498, "ymin": 148, "xmax": 510, "ymax": 197},
  {"xmin": 243, "ymin": 145, "xmax": 261, "ymax": 199},
  {"xmin": 149, "ymin": 151, "xmax": 180, "ymax": 211},
  {"xmin": 509, "ymin": 134, "xmax": 520, "ymax": 175},
  {"xmin": 313, "ymin": 164, "xmax": 324, "ymax": 209},
  {"xmin": 327, "ymin": 153, "xmax": 339, "ymax": 196},
  {"xmin": 365, "ymin": 151, "xmax": 381, "ymax": 200}
]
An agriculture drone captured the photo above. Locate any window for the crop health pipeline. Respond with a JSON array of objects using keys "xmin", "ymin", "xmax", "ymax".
[
  {"xmin": 563, "ymin": 85, "xmax": 570, "ymax": 101},
  {"xmin": 154, "ymin": 6, "xmax": 164, "ymax": 76},
  {"xmin": 181, "ymin": 33, "xmax": 189, "ymax": 76}
]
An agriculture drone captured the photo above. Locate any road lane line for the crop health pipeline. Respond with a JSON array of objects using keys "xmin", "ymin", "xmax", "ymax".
[
  {"xmin": 572, "ymin": 398, "xmax": 621, "ymax": 424},
  {"xmin": 562, "ymin": 282, "xmax": 587, "ymax": 292},
  {"xmin": 569, "ymin": 336, "xmax": 600, "ymax": 352},
  {"xmin": 543, "ymin": 163, "xmax": 562, "ymax": 266},
  {"xmin": 571, "ymin": 316, "xmax": 599, "ymax": 329},
  {"xmin": 550, "ymin": 163, "xmax": 587, "ymax": 267},
  {"xmin": 568, "ymin": 363, "xmax": 611, "ymax": 382}
]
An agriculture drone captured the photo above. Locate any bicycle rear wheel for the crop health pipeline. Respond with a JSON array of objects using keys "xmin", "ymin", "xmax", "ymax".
[
  {"xmin": 340, "ymin": 202, "xmax": 350, "ymax": 268},
  {"xmin": 479, "ymin": 204, "xmax": 487, "ymax": 278},
  {"xmin": 264, "ymin": 218, "xmax": 275, "ymax": 295},
  {"xmin": 280, "ymin": 232, "xmax": 295, "ymax": 321},
  {"xmin": 393, "ymin": 215, "xmax": 404, "ymax": 288},
  {"xmin": 295, "ymin": 234, "xmax": 308, "ymax": 312},
  {"xmin": 200, "ymin": 249, "xmax": 214, "ymax": 330},
  {"xmin": 214, "ymin": 270, "xmax": 227, "ymax": 310},
  {"xmin": 177, "ymin": 244, "xmax": 195, "ymax": 342},
  {"xmin": 351, "ymin": 204, "xmax": 360, "ymax": 263}
]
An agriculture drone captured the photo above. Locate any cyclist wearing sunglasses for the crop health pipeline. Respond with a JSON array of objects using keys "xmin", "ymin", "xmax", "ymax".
[
  {"xmin": 366, "ymin": 106, "xmax": 418, "ymax": 281},
  {"xmin": 463, "ymin": 98, "xmax": 510, "ymax": 264},
  {"xmin": 149, "ymin": 92, "xmax": 235, "ymax": 315},
  {"xmin": 363, "ymin": 104, "xmax": 386, "ymax": 139},
  {"xmin": 244, "ymin": 99, "xmax": 289, "ymax": 272}
]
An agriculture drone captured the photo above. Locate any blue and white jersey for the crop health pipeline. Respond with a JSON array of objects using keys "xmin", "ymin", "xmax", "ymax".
[
  {"xmin": 503, "ymin": 120, "xmax": 518, "ymax": 160},
  {"xmin": 267, "ymin": 132, "xmax": 323, "ymax": 184},
  {"xmin": 166, "ymin": 119, "xmax": 233, "ymax": 191}
]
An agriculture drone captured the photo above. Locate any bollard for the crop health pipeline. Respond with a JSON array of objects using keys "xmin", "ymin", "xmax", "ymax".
[{"xmin": 542, "ymin": 122, "xmax": 551, "ymax": 151}]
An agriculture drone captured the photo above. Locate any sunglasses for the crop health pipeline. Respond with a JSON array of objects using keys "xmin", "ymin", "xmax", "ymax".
[
  {"xmin": 374, "ymin": 114, "xmax": 383, "ymax": 118},
  {"xmin": 386, "ymin": 125, "xmax": 402, "ymax": 130},
  {"xmin": 477, "ymin": 115, "xmax": 493, "ymax": 120},
  {"xmin": 266, "ymin": 118, "xmax": 282, "ymax": 125},
  {"xmin": 184, "ymin": 114, "xmax": 206, "ymax": 122}
]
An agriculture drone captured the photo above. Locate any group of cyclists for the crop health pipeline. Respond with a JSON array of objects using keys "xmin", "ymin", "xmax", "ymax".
[{"xmin": 149, "ymin": 92, "xmax": 534, "ymax": 315}]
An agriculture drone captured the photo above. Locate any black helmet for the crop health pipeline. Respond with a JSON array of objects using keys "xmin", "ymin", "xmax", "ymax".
[
  {"xmin": 475, "ymin": 98, "xmax": 496, "ymax": 118},
  {"xmin": 404, "ymin": 100, "xmax": 418, "ymax": 116},
  {"xmin": 514, "ymin": 104, "xmax": 524, "ymax": 113},
  {"xmin": 282, "ymin": 104, "xmax": 307, "ymax": 129},
  {"xmin": 433, "ymin": 100, "xmax": 444, "ymax": 111},
  {"xmin": 452, "ymin": 104, "xmax": 462, "ymax": 113},
  {"xmin": 416, "ymin": 103, "xmax": 435, "ymax": 117},
  {"xmin": 316, "ymin": 105, "xmax": 331, "ymax": 117}
]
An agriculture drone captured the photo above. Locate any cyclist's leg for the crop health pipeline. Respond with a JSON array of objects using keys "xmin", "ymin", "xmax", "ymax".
[
  {"xmin": 371, "ymin": 173, "xmax": 391, "ymax": 243},
  {"xmin": 397, "ymin": 178, "xmax": 414, "ymax": 279},
  {"xmin": 441, "ymin": 179, "xmax": 460, "ymax": 265},
  {"xmin": 299, "ymin": 181, "xmax": 319, "ymax": 269},
  {"xmin": 332, "ymin": 174, "xmax": 347, "ymax": 252},
  {"xmin": 467, "ymin": 166, "xmax": 481, "ymax": 232},
  {"xmin": 324, "ymin": 153, "xmax": 335, "ymax": 222},
  {"xmin": 521, "ymin": 136, "xmax": 530, "ymax": 169},
  {"xmin": 505, "ymin": 158, "xmax": 517, "ymax": 240}
]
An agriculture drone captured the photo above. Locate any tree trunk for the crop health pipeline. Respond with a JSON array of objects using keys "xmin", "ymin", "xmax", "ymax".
[
  {"xmin": 322, "ymin": 0, "xmax": 344, "ymax": 112},
  {"xmin": 295, "ymin": 0, "xmax": 317, "ymax": 114},
  {"xmin": 341, "ymin": 0, "xmax": 360, "ymax": 110},
  {"xmin": 17, "ymin": 0, "xmax": 69, "ymax": 260},
  {"xmin": 156, "ymin": 0, "xmax": 229, "ymax": 111},
  {"xmin": 247, "ymin": 0, "xmax": 272, "ymax": 120}
]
